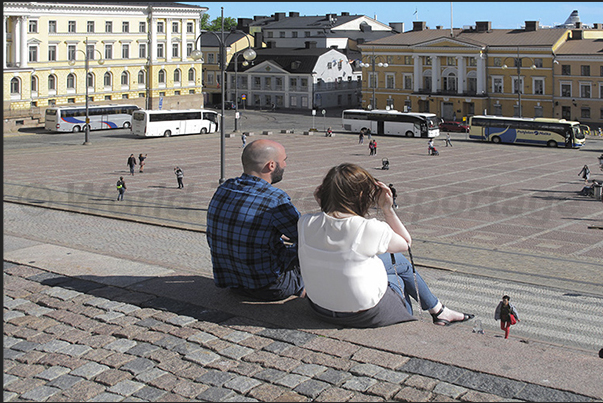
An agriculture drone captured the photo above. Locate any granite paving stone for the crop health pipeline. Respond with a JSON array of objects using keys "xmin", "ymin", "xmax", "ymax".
[
  {"xmin": 43, "ymin": 288, "xmax": 82, "ymax": 301},
  {"xmin": 59, "ymin": 379, "xmax": 106, "ymax": 401},
  {"xmin": 148, "ymin": 373, "xmax": 180, "ymax": 391},
  {"xmin": 223, "ymin": 375, "xmax": 263, "ymax": 394},
  {"xmin": 350, "ymin": 363, "xmax": 384, "ymax": 377},
  {"xmin": 87, "ymin": 392, "xmax": 126, "ymax": 402},
  {"xmin": 132, "ymin": 385, "xmax": 167, "ymax": 401},
  {"xmin": 108, "ymin": 379, "xmax": 146, "ymax": 396},
  {"xmin": 293, "ymin": 378, "xmax": 331, "ymax": 399},
  {"xmin": 70, "ymin": 361, "xmax": 110, "ymax": 380},
  {"xmin": 341, "ymin": 376, "xmax": 378, "ymax": 392},
  {"xmin": 219, "ymin": 344, "xmax": 254, "ymax": 360},
  {"xmin": 47, "ymin": 374, "xmax": 85, "ymax": 390},
  {"xmin": 367, "ymin": 381, "xmax": 402, "ymax": 400},
  {"xmin": 105, "ymin": 339, "xmax": 138, "ymax": 353},
  {"xmin": 275, "ymin": 373, "xmax": 309, "ymax": 389},
  {"xmin": 20, "ymin": 385, "xmax": 62, "ymax": 401},
  {"xmin": 171, "ymin": 379, "xmax": 209, "ymax": 399},
  {"xmin": 60, "ymin": 343, "xmax": 93, "ymax": 357},
  {"xmin": 165, "ymin": 315, "xmax": 196, "ymax": 327},
  {"xmin": 196, "ymin": 386, "xmax": 236, "ymax": 402},
  {"xmin": 374, "ymin": 368, "xmax": 410, "ymax": 384},
  {"xmin": 184, "ymin": 348, "xmax": 220, "ymax": 366},
  {"xmin": 95, "ymin": 369, "xmax": 134, "ymax": 386},
  {"xmin": 433, "ymin": 381, "xmax": 469, "ymax": 399},
  {"xmin": 196, "ymin": 369, "xmax": 236, "ymax": 387},
  {"xmin": 120, "ymin": 357, "xmax": 157, "ymax": 375},
  {"xmin": 134, "ymin": 368, "xmax": 169, "ymax": 383},
  {"xmin": 34, "ymin": 366, "xmax": 72, "ymax": 381},
  {"xmin": 315, "ymin": 368, "xmax": 353, "ymax": 386}
]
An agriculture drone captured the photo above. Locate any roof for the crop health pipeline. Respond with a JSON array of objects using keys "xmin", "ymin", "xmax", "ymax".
[
  {"xmin": 225, "ymin": 47, "xmax": 346, "ymax": 74},
  {"xmin": 197, "ymin": 32, "xmax": 251, "ymax": 48},
  {"xmin": 251, "ymin": 14, "xmax": 365, "ymax": 30},
  {"xmin": 365, "ymin": 27, "xmax": 568, "ymax": 49},
  {"xmin": 555, "ymin": 37, "xmax": 603, "ymax": 55},
  {"xmin": 20, "ymin": 1, "xmax": 205, "ymax": 8}
]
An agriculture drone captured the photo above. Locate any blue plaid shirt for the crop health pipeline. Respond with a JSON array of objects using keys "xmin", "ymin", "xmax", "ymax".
[{"xmin": 206, "ymin": 173, "xmax": 300, "ymax": 289}]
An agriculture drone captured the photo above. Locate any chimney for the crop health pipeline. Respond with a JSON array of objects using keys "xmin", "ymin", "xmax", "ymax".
[
  {"xmin": 237, "ymin": 18, "xmax": 252, "ymax": 32},
  {"xmin": 525, "ymin": 21, "xmax": 539, "ymax": 31},
  {"xmin": 289, "ymin": 12, "xmax": 300, "ymax": 18},
  {"xmin": 253, "ymin": 32, "xmax": 263, "ymax": 47},
  {"xmin": 389, "ymin": 22, "xmax": 404, "ymax": 32},
  {"xmin": 575, "ymin": 21, "xmax": 582, "ymax": 29},
  {"xmin": 593, "ymin": 23, "xmax": 601, "ymax": 29},
  {"xmin": 436, "ymin": 25, "xmax": 443, "ymax": 30},
  {"xmin": 254, "ymin": 15, "xmax": 268, "ymax": 21},
  {"xmin": 274, "ymin": 12, "xmax": 286, "ymax": 21},
  {"xmin": 413, "ymin": 21, "xmax": 426, "ymax": 31},
  {"xmin": 341, "ymin": 12, "xmax": 350, "ymax": 16},
  {"xmin": 571, "ymin": 29, "xmax": 583, "ymax": 40},
  {"xmin": 475, "ymin": 21, "xmax": 491, "ymax": 32},
  {"xmin": 305, "ymin": 41, "xmax": 317, "ymax": 49}
]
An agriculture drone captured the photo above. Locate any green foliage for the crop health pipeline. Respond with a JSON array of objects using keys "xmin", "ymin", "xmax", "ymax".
[{"xmin": 201, "ymin": 14, "xmax": 237, "ymax": 32}]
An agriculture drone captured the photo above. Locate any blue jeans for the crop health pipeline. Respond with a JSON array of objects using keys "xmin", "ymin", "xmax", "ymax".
[{"xmin": 378, "ymin": 253, "xmax": 438, "ymax": 315}]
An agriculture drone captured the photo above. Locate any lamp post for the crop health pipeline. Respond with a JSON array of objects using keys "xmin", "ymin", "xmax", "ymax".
[
  {"xmin": 502, "ymin": 47, "xmax": 536, "ymax": 118},
  {"xmin": 359, "ymin": 47, "xmax": 388, "ymax": 110},
  {"xmin": 232, "ymin": 47, "xmax": 257, "ymax": 133},
  {"xmin": 68, "ymin": 37, "xmax": 104, "ymax": 145},
  {"xmin": 190, "ymin": 7, "xmax": 256, "ymax": 184}
]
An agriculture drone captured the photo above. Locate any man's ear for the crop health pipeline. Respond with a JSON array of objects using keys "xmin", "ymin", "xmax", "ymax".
[{"xmin": 263, "ymin": 160, "xmax": 275, "ymax": 173}]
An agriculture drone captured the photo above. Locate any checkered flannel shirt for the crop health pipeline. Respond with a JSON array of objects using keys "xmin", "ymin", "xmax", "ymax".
[{"xmin": 206, "ymin": 173, "xmax": 300, "ymax": 289}]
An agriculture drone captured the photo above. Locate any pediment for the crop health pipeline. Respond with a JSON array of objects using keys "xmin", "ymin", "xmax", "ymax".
[
  {"xmin": 414, "ymin": 38, "xmax": 482, "ymax": 49},
  {"xmin": 244, "ymin": 60, "xmax": 289, "ymax": 74}
]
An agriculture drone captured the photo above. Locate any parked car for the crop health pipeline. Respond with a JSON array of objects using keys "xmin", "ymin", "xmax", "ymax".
[{"xmin": 439, "ymin": 121, "xmax": 469, "ymax": 133}]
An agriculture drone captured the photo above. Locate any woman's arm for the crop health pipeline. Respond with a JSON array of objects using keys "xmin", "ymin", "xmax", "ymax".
[{"xmin": 376, "ymin": 182, "xmax": 412, "ymax": 251}]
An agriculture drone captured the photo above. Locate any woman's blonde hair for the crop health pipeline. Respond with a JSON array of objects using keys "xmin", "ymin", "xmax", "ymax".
[{"xmin": 316, "ymin": 163, "xmax": 379, "ymax": 217}]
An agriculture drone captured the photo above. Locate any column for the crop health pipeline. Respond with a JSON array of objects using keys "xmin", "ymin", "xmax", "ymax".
[
  {"xmin": 430, "ymin": 55, "xmax": 439, "ymax": 93},
  {"xmin": 457, "ymin": 56, "xmax": 465, "ymax": 94},
  {"xmin": 166, "ymin": 19, "xmax": 172, "ymax": 62},
  {"xmin": 181, "ymin": 18, "xmax": 187, "ymax": 61},
  {"xmin": 477, "ymin": 55, "xmax": 486, "ymax": 94},
  {"xmin": 3, "ymin": 16, "xmax": 8, "ymax": 68},
  {"xmin": 20, "ymin": 16, "xmax": 28, "ymax": 68},
  {"xmin": 413, "ymin": 55, "xmax": 421, "ymax": 92},
  {"xmin": 150, "ymin": 18, "xmax": 157, "ymax": 62}
]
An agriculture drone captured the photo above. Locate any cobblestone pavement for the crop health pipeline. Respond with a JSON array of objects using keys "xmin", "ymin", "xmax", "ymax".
[{"xmin": 4, "ymin": 261, "xmax": 600, "ymax": 402}]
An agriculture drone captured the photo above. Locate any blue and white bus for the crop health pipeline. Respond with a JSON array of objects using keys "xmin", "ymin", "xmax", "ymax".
[{"xmin": 45, "ymin": 104, "xmax": 139, "ymax": 133}]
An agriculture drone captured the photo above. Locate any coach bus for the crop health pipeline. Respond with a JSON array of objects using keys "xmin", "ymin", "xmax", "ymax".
[
  {"xmin": 131, "ymin": 109, "xmax": 219, "ymax": 137},
  {"xmin": 468, "ymin": 115, "xmax": 585, "ymax": 148},
  {"xmin": 45, "ymin": 104, "xmax": 139, "ymax": 133},
  {"xmin": 342, "ymin": 109, "xmax": 440, "ymax": 138}
]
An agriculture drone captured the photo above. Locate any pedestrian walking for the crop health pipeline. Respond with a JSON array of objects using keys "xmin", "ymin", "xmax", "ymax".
[
  {"xmin": 494, "ymin": 295, "xmax": 520, "ymax": 339},
  {"xmin": 373, "ymin": 139, "xmax": 377, "ymax": 155},
  {"xmin": 116, "ymin": 176, "xmax": 126, "ymax": 201},
  {"xmin": 445, "ymin": 133, "xmax": 453, "ymax": 147},
  {"xmin": 138, "ymin": 153, "xmax": 147, "ymax": 173},
  {"xmin": 428, "ymin": 139, "xmax": 435, "ymax": 155},
  {"xmin": 578, "ymin": 164, "xmax": 590, "ymax": 184},
  {"xmin": 174, "ymin": 166, "xmax": 184, "ymax": 189},
  {"xmin": 241, "ymin": 133, "xmax": 247, "ymax": 148},
  {"xmin": 359, "ymin": 129, "xmax": 365, "ymax": 144},
  {"xmin": 366, "ymin": 128, "xmax": 372, "ymax": 140},
  {"xmin": 368, "ymin": 140, "xmax": 375, "ymax": 156},
  {"xmin": 127, "ymin": 154, "xmax": 137, "ymax": 175}
]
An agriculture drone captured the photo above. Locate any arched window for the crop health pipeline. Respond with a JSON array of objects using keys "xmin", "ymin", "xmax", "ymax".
[
  {"xmin": 121, "ymin": 71, "xmax": 129, "ymax": 86},
  {"xmin": 104, "ymin": 72, "xmax": 112, "ymax": 87},
  {"xmin": 67, "ymin": 73, "xmax": 76, "ymax": 89},
  {"xmin": 173, "ymin": 68, "xmax": 181, "ymax": 83},
  {"xmin": 86, "ymin": 72, "xmax": 94, "ymax": 88},
  {"xmin": 11, "ymin": 77, "xmax": 21, "ymax": 94},
  {"xmin": 138, "ymin": 70, "xmax": 146, "ymax": 84},
  {"xmin": 48, "ymin": 74, "xmax": 57, "ymax": 90},
  {"xmin": 443, "ymin": 72, "xmax": 457, "ymax": 92},
  {"xmin": 31, "ymin": 76, "xmax": 38, "ymax": 92},
  {"xmin": 188, "ymin": 68, "xmax": 195, "ymax": 82},
  {"xmin": 158, "ymin": 69, "xmax": 166, "ymax": 83}
]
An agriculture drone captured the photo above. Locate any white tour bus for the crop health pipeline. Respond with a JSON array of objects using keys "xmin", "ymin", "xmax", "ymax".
[
  {"xmin": 45, "ymin": 104, "xmax": 139, "ymax": 132},
  {"xmin": 132, "ymin": 109, "xmax": 219, "ymax": 137},
  {"xmin": 342, "ymin": 109, "xmax": 440, "ymax": 138}
]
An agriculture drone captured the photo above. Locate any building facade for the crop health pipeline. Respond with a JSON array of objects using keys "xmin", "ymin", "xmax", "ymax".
[
  {"xmin": 4, "ymin": 1, "xmax": 207, "ymax": 130},
  {"xmin": 358, "ymin": 20, "xmax": 603, "ymax": 129}
]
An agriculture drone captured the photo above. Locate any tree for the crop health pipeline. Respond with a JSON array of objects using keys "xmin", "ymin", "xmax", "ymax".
[{"xmin": 201, "ymin": 15, "xmax": 237, "ymax": 32}]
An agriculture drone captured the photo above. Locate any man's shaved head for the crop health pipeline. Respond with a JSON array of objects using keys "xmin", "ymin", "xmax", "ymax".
[{"xmin": 242, "ymin": 139, "xmax": 285, "ymax": 174}]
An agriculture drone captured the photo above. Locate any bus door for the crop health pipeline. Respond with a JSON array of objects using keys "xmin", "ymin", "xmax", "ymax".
[
  {"xmin": 420, "ymin": 123, "xmax": 427, "ymax": 137},
  {"xmin": 101, "ymin": 111, "xmax": 110, "ymax": 130},
  {"xmin": 377, "ymin": 120, "xmax": 385, "ymax": 135}
]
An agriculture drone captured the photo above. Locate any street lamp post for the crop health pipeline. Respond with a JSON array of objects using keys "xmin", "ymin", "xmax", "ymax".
[
  {"xmin": 502, "ymin": 47, "xmax": 536, "ymax": 118},
  {"xmin": 190, "ymin": 7, "xmax": 256, "ymax": 184},
  {"xmin": 68, "ymin": 37, "xmax": 104, "ymax": 145},
  {"xmin": 232, "ymin": 47, "xmax": 257, "ymax": 133},
  {"xmin": 359, "ymin": 47, "xmax": 388, "ymax": 110}
]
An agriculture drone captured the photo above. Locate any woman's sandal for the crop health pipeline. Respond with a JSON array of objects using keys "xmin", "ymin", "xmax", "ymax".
[{"xmin": 431, "ymin": 305, "xmax": 475, "ymax": 326}]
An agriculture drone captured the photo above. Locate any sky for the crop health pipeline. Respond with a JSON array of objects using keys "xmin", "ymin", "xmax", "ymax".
[{"xmin": 184, "ymin": 2, "xmax": 600, "ymax": 30}]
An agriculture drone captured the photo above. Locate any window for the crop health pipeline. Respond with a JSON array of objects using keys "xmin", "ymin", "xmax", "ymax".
[
  {"xmin": 404, "ymin": 74, "xmax": 412, "ymax": 90},
  {"xmin": 187, "ymin": 22, "xmax": 193, "ymax": 33},
  {"xmin": 468, "ymin": 57, "xmax": 477, "ymax": 67},
  {"xmin": 512, "ymin": 77, "xmax": 523, "ymax": 94},
  {"xmin": 327, "ymin": 62, "xmax": 332, "ymax": 69},
  {"xmin": 581, "ymin": 107, "xmax": 590, "ymax": 119},
  {"xmin": 104, "ymin": 44, "xmax": 113, "ymax": 60},
  {"xmin": 105, "ymin": 21, "xmax": 112, "ymax": 33},
  {"xmin": 157, "ymin": 21, "xmax": 164, "ymax": 33},
  {"xmin": 267, "ymin": 32, "xmax": 273, "ymax": 38},
  {"xmin": 31, "ymin": 76, "xmax": 38, "ymax": 92},
  {"xmin": 157, "ymin": 44, "xmax": 164, "ymax": 58},
  {"xmin": 447, "ymin": 57, "xmax": 455, "ymax": 66},
  {"xmin": 10, "ymin": 77, "xmax": 20, "ymax": 94},
  {"xmin": 424, "ymin": 56, "xmax": 431, "ymax": 66},
  {"xmin": 600, "ymin": 83, "xmax": 603, "ymax": 99},
  {"xmin": 404, "ymin": 56, "xmax": 412, "ymax": 65},
  {"xmin": 493, "ymin": 103, "xmax": 502, "ymax": 116},
  {"xmin": 87, "ymin": 21, "xmax": 95, "ymax": 33},
  {"xmin": 581, "ymin": 65, "xmax": 590, "ymax": 76},
  {"xmin": 292, "ymin": 31, "xmax": 298, "ymax": 38},
  {"xmin": 279, "ymin": 31, "xmax": 285, "ymax": 38},
  {"xmin": 48, "ymin": 45, "xmax": 57, "ymax": 61},
  {"xmin": 534, "ymin": 58, "xmax": 543, "ymax": 68},
  {"xmin": 493, "ymin": 77, "xmax": 503, "ymax": 93},
  {"xmin": 368, "ymin": 73, "xmax": 377, "ymax": 89},
  {"xmin": 68, "ymin": 21, "xmax": 76, "ymax": 33},
  {"xmin": 123, "ymin": 94, "xmax": 129, "ymax": 99},
  {"xmin": 68, "ymin": 45, "xmax": 76, "ymax": 61},
  {"xmin": 158, "ymin": 69, "xmax": 166, "ymax": 83},
  {"xmin": 122, "ymin": 44, "xmax": 129, "ymax": 59},
  {"xmin": 122, "ymin": 21, "xmax": 129, "ymax": 33},
  {"xmin": 104, "ymin": 72, "xmax": 112, "ymax": 87},
  {"xmin": 139, "ymin": 44, "xmax": 146, "ymax": 58},
  {"xmin": 172, "ymin": 22, "xmax": 179, "ymax": 33},
  {"xmin": 305, "ymin": 31, "xmax": 310, "ymax": 37},
  {"xmin": 28, "ymin": 46, "xmax": 38, "ymax": 62},
  {"xmin": 443, "ymin": 72, "xmax": 457, "ymax": 92},
  {"xmin": 174, "ymin": 69, "xmax": 181, "ymax": 83},
  {"xmin": 580, "ymin": 83, "xmax": 591, "ymax": 98},
  {"xmin": 29, "ymin": 20, "xmax": 38, "ymax": 33},
  {"xmin": 186, "ymin": 43, "xmax": 193, "ymax": 56},
  {"xmin": 188, "ymin": 68, "xmax": 195, "ymax": 82},
  {"xmin": 534, "ymin": 106, "xmax": 543, "ymax": 118},
  {"xmin": 533, "ymin": 78, "xmax": 544, "ymax": 95},
  {"xmin": 172, "ymin": 43, "xmax": 179, "ymax": 58},
  {"xmin": 48, "ymin": 75, "xmax": 56, "ymax": 91},
  {"xmin": 561, "ymin": 83, "xmax": 571, "ymax": 97},
  {"xmin": 49, "ymin": 21, "xmax": 56, "ymax": 33},
  {"xmin": 386, "ymin": 73, "xmax": 395, "ymax": 89},
  {"xmin": 121, "ymin": 71, "xmax": 129, "ymax": 86},
  {"xmin": 561, "ymin": 65, "xmax": 570, "ymax": 75},
  {"xmin": 206, "ymin": 72, "xmax": 214, "ymax": 85},
  {"xmin": 493, "ymin": 57, "xmax": 502, "ymax": 67},
  {"xmin": 139, "ymin": 21, "xmax": 146, "ymax": 33},
  {"xmin": 207, "ymin": 53, "xmax": 214, "ymax": 64},
  {"xmin": 87, "ymin": 72, "xmax": 94, "ymax": 88},
  {"xmin": 138, "ymin": 70, "xmax": 146, "ymax": 84},
  {"xmin": 290, "ymin": 77, "xmax": 297, "ymax": 89},
  {"xmin": 86, "ymin": 44, "xmax": 95, "ymax": 60}
]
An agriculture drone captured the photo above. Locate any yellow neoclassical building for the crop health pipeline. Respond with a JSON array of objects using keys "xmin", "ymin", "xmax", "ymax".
[
  {"xmin": 3, "ymin": 1, "xmax": 208, "ymax": 129},
  {"xmin": 358, "ymin": 21, "xmax": 603, "ymax": 129}
]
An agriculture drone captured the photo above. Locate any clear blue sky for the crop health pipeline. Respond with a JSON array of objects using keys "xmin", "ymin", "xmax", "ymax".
[{"xmin": 184, "ymin": 2, "xmax": 600, "ymax": 30}]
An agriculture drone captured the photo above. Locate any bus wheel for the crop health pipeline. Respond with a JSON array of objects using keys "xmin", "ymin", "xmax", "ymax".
[
  {"xmin": 200, "ymin": 128, "xmax": 207, "ymax": 134},
  {"xmin": 405, "ymin": 131, "xmax": 413, "ymax": 137},
  {"xmin": 164, "ymin": 130, "xmax": 172, "ymax": 137},
  {"xmin": 123, "ymin": 122, "xmax": 131, "ymax": 129},
  {"xmin": 491, "ymin": 136, "xmax": 501, "ymax": 144},
  {"xmin": 72, "ymin": 126, "xmax": 81, "ymax": 133},
  {"xmin": 547, "ymin": 140, "xmax": 558, "ymax": 147}
]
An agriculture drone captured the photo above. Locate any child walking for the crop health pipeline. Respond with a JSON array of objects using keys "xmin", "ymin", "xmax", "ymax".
[{"xmin": 494, "ymin": 295, "xmax": 520, "ymax": 339}]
